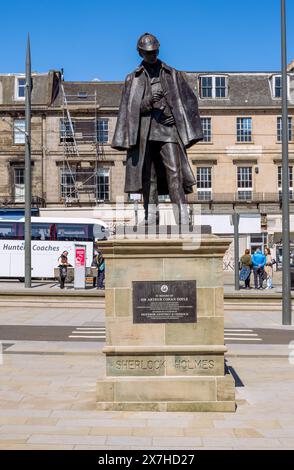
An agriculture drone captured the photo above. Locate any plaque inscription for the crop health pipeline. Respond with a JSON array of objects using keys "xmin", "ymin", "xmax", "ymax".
[{"xmin": 133, "ymin": 280, "xmax": 196, "ymax": 323}]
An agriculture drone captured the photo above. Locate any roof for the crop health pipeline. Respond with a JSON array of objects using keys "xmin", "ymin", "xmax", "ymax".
[
  {"xmin": 0, "ymin": 71, "xmax": 60, "ymax": 107},
  {"xmin": 52, "ymin": 81, "xmax": 124, "ymax": 108},
  {"xmin": 56, "ymin": 71, "xmax": 294, "ymax": 109},
  {"xmin": 186, "ymin": 72, "xmax": 294, "ymax": 108},
  {"xmin": 1, "ymin": 69, "xmax": 293, "ymax": 110}
]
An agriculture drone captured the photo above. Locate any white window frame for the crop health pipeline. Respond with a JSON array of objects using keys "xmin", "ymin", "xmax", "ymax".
[
  {"xmin": 277, "ymin": 116, "xmax": 292, "ymax": 142},
  {"xmin": 96, "ymin": 168, "xmax": 110, "ymax": 201},
  {"xmin": 14, "ymin": 76, "xmax": 26, "ymax": 101},
  {"xmin": 60, "ymin": 167, "xmax": 77, "ymax": 200},
  {"xmin": 237, "ymin": 166, "xmax": 253, "ymax": 200},
  {"xmin": 278, "ymin": 165, "xmax": 293, "ymax": 200},
  {"xmin": 200, "ymin": 117, "xmax": 212, "ymax": 142},
  {"xmin": 14, "ymin": 167, "xmax": 25, "ymax": 202},
  {"xmin": 97, "ymin": 119, "xmax": 109, "ymax": 144},
  {"xmin": 199, "ymin": 75, "xmax": 228, "ymax": 99},
  {"xmin": 196, "ymin": 167, "xmax": 212, "ymax": 201},
  {"xmin": 13, "ymin": 119, "xmax": 26, "ymax": 144},
  {"xmin": 237, "ymin": 117, "xmax": 252, "ymax": 143},
  {"xmin": 60, "ymin": 118, "xmax": 75, "ymax": 142},
  {"xmin": 271, "ymin": 75, "xmax": 290, "ymax": 99}
]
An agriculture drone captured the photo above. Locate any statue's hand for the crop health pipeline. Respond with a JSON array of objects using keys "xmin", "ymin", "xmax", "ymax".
[{"xmin": 140, "ymin": 95, "xmax": 153, "ymax": 113}]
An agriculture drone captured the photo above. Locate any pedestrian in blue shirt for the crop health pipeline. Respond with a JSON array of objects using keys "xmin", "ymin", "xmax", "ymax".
[{"xmin": 251, "ymin": 248, "xmax": 266, "ymax": 289}]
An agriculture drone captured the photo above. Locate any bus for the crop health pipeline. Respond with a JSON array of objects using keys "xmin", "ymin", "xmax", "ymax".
[{"xmin": 0, "ymin": 217, "xmax": 109, "ymax": 279}]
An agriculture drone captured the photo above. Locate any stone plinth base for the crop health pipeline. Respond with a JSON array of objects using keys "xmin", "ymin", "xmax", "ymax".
[
  {"xmin": 97, "ymin": 236, "xmax": 236, "ymax": 412},
  {"xmin": 96, "ymin": 374, "xmax": 235, "ymax": 412}
]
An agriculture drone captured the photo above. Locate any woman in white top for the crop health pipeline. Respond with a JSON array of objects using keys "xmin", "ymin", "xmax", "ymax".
[{"xmin": 264, "ymin": 247, "xmax": 273, "ymax": 289}]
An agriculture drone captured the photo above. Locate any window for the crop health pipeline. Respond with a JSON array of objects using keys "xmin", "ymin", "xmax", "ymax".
[
  {"xmin": 31, "ymin": 223, "xmax": 52, "ymax": 241},
  {"xmin": 97, "ymin": 119, "xmax": 109, "ymax": 144},
  {"xmin": 215, "ymin": 77, "xmax": 226, "ymax": 98},
  {"xmin": 201, "ymin": 117, "xmax": 211, "ymax": 142},
  {"xmin": 56, "ymin": 223, "xmax": 93, "ymax": 241},
  {"xmin": 96, "ymin": 168, "xmax": 110, "ymax": 201},
  {"xmin": 13, "ymin": 119, "xmax": 25, "ymax": 144},
  {"xmin": 278, "ymin": 166, "xmax": 293, "ymax": 200},
  {"xmin": 250, "ymin": 233, "xmax": 268, "ymax": 254},
  {"xmin": 237, "ymin": 117, "xmax": 252, "ymax": 142},
  {"xmin": 60, "ymin": 168, "xmax": 77, "ymax": 199},
  {"xmin": 0, "ymin": 222, "xmax": 19, "ymax": 239},
  {"xmin": 158, "ymin": 195, "xmax": 171, "ymax": 202},
  {"xmin": 237, "ymin": 167, "xmax": 252, "ymax": 200},
  {"xmin": 197, "ymin": 167, "xmax": 212, "ymax": 201},
  {"xmin": 60, "ymin": 119, "xmax": 75, "ymax": 142},
  {"xmin": 272, "ymin": 75, "xmax": 290, "ymax": 99},
  {"xmin": 14, "ymin": 167, "xmax": 25, "ymax": 202},
  {"xmin": 274, "ymin": 76, "xmax": 282, "ymax": 98},
  {"xmin": 277, "ymin": 116, "xmax": 292, "ymax": 142},
  {"xmin": 199, "ymin": 76, "xmax": 227, "ymax": 99},
  {"xmin": 199, "ymin": 77, "xmax": 212, "ymax": 98},
  {"xmin": 15, "ymin": 77, "xmax": 26, "ymax": 100},
  {"xmin": 129, "ymin": 193, "xmax": 142, "ymax": 202}
]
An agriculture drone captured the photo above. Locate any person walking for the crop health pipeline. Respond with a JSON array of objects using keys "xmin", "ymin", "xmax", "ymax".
[
  {"xmin": 96, "ymin": 250, "xmax": 105, "ymax": 290},
  {"xmin": 251, "ymin": 248, "xmax": 266, "ymax": 289},
  {"xmin": 58, "ymin": 251, "xmax": 70, "ymax": 289},
  {"xmin": 91, "ymin": 251, "xmax": 99, "ymax": 288},
  {"xmin": 264, "ymin": 247, "xmax": 274, "ymax": 289},
  {"xmin": 240, "ymin": 249, "xmax": 252, "ymax": 289}
]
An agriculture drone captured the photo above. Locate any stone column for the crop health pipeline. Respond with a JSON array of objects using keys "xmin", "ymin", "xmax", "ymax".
[{"xmin": 97, "ymin": 235, "xmax": 235, "ymax": 412}]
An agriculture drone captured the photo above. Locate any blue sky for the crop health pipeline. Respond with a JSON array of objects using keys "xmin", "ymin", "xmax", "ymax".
[{"xmin": 1, "ymin": 0, "xmax": 294, "ymax": 81}]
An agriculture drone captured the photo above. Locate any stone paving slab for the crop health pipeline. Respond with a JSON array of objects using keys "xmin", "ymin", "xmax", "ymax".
[
  {"xmin": 0, "ymin": 307, "xmax": 104, "ymax": 326},
  {"xmin": 1, "ymin": 350, "xmax": 294, "ymax": 449},
  {"xmin": 1, "ymin": 303, "xmax": 294, "ymax": 449}
]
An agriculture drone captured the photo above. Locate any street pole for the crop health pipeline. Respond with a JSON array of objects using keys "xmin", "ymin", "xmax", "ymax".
[
  {"xmin": 233, "ymin": 213, "xmax": 240, "ymax": 291},
  {"xmin": 281, "ymin": 0, "xmax": 292, "ymax": 324},
  {"xmin": 25, "ymin": 34, "xmax": 32, "ymax": 288}
]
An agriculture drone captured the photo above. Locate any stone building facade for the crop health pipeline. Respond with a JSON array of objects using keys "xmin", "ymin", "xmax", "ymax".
[{"xmin": 1, "ymin": 66, "xmax": 294, "ymax": 260}]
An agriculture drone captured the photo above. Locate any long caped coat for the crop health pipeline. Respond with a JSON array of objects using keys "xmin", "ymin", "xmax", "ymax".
[{"xmin": 111, "ymin": 61, "xmax": 203, "ymax": 195}]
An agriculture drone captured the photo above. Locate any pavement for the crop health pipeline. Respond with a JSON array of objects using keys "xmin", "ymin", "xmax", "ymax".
[
  {"xmin": 0, "ymin": 270, "xmax": 284, "ymax": 293},
  {"xmin": 1, "ymin": 291, "xmax": 294, "ymax": 450}
]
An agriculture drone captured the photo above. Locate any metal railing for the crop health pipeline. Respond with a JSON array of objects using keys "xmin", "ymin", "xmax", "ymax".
[{"xmin": 0, "ymin": 196, "xmax": 45, "ymax": 208}]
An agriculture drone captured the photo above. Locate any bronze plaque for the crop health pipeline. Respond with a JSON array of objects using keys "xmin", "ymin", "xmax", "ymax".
[{"xmin": 133, "ymin": 280, "xmax": 197, "ymax": 323}]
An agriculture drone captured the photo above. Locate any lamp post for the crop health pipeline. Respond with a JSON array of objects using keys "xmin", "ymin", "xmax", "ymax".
[
  {"xmin": 281, "ymin": 0, "xmax": 292, "ymax": 324},
  {"xmin": 25, "ymin": 34, "xmax": 32, "ymax": 288}
]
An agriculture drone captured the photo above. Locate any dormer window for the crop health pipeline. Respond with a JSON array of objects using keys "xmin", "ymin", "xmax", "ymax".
[
  {"xmin": 215, "ymin": 77, "xmax": 227, "ymax": 97},
  {"xmin": 274, "ymin": 76, "xmax": 281, "ymax": 98},
  {"xmin": 15, "ymin": 77, "xmax": 26, "ymax": 100},
  {"xmin": 199, "ymin": 75, "xmax": 228, "ymax": 99},
  {"xmin": 200, "ymin": 77, "xmax": 212, "ymax": 98},
  {"xmin": 271, "ymin": 75, "xmax": 290, "ymax": 99}
]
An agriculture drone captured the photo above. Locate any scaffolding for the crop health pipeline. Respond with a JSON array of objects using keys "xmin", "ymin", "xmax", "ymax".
[{"xmin": 60, "ymin": 82, "xmax": 106, "ymax": 205}]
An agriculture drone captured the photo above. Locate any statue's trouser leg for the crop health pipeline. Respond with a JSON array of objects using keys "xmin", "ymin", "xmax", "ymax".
[
  {"xmin": 159, "ymin": 142, "xmax": 189, "ymax": 225},
  {"xmin": 142, "ymin": 142, "xmax": 159, "ymax": 224}
]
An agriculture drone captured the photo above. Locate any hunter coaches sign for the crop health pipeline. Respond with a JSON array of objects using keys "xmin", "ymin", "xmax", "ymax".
[{"xmin": 133, "ymin": 280, "xmax": 197, "ymax": 324}]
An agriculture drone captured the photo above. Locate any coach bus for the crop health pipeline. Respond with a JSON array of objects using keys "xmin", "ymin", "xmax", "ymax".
[{"xmin": 0, "ymin": 217, "xmax": 109, "ymax": 279}]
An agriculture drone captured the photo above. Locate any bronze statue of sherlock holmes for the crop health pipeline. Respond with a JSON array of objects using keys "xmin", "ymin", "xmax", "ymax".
[{"xmin": 111, "ymin": 33, "xmax": 203, "ymax": 225}]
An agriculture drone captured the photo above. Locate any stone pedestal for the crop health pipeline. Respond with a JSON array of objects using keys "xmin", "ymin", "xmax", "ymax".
[{"xmin": 96, "ymin": 235, "xmax": 236, "ymax": 412}]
